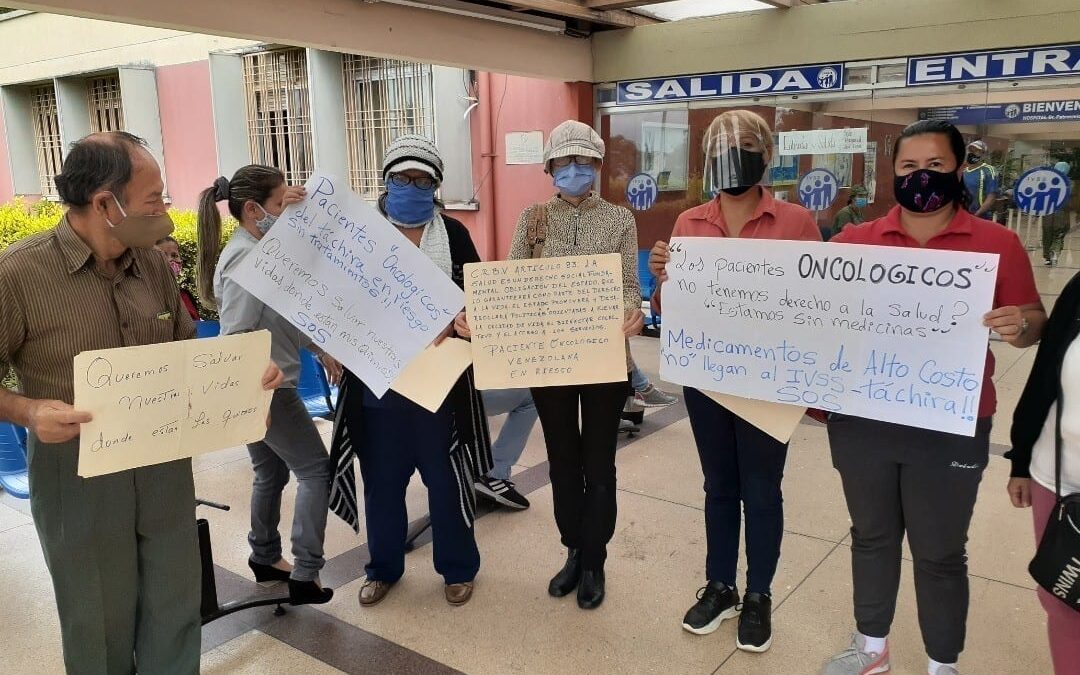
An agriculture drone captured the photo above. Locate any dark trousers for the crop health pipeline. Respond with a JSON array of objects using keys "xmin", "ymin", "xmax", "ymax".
[
  {"xmin": 828, "ymin": 414, "xmax": 991, "ymax": 664},
  {"xmin": 531, "ymin": 379, "xmax": 627, "ymax": 570},
  {"xmin": 683, "ymin": 387, "xmax": 789, "ymax": 595},
  {"xmin": 356, "ymin": 387, "xmax": 480, "ymax": 585}
]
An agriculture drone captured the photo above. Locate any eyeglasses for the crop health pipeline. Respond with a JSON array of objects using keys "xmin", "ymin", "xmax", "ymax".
[
  {"xmin": 388, "ymin": 173, "xmax": 437, "ymax": 190},
  {"xmin": 551, "ymin": 155, "xmax": 596, "ymax": 168}
]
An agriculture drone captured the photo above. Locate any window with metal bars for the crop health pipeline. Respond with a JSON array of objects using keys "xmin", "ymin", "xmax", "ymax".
[
  {"xmin": 342, "ymin": 55, "xmax": 435, "ymax": 198},
  {"xmin": 242, "ymin": 48, "xmax": 313, "ymax": 185},
  {"xmin": 29, "ymin": 84, "xmax": 63, "ymax": 198},
  {"xmin": 86, "ymin": 75, "xmax": 124, "ymax": 132}
]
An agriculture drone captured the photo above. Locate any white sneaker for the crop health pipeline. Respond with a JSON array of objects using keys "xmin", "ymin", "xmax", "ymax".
[{"xmin": 821, "ymin": 634, "xmax": 890, "ymax": 675}]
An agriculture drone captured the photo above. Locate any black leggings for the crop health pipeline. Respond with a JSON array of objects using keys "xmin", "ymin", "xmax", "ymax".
[{"xmin": 531, "ymin": 380, "xmax": 628, "ymax": 570}]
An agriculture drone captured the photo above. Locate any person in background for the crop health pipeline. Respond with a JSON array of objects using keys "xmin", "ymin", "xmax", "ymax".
[
  {"xmin": 330, "ymin": 135, "xmax": 492, "ymax": 609},
  {"xmin": 155, "ymin": 236, "xmax": 200, "ymax": 320},
  {"xmin": 1006, "ymin": 269, "xmax": 1080, "ymax": 675},
  {"xmin": 475, "ymin": 388, "xmax": 537, "ymax": 510},
  {"xmin": 0, "ymin": 132, "xmax": 284, "ymax": 674},
  {"xmin": 630, "ymin": 363, "xmax": 678, "ymax": 407},
  {"xmin": 821, "ymin": 120, "xmax": 1046, "ymax": 675},
  {"xmin": 962, "ymin": 140, "xmax": 999, "ymax": 220},
  {"xmin": 650, "ymin": 109, "xmax": 819, "ymax": 654},
  {"xmin": 197, "ymin": 165, "xmax": 340, "ymax": 606},
  {"xmin": 831, "ymin": 186, "xmax": 868, "ymax": 239},
  {"xmin": 1041, "ymin": 161, "xmax": 1072, "ymax": 267},
  {"xmin": 462, "ymin": 120, "xmax": 643, "ymax": 610}
]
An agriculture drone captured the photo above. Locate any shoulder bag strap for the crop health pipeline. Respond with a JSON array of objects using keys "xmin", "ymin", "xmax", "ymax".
[{"xmin": 526, "ymin": 203, "xmax": 548, "ymax": 259}]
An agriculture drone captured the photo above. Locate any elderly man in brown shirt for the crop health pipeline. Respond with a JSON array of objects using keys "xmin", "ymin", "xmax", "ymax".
[{"xmin": 0, "ymin": 132, "xmax": 283, "ymax": 674}]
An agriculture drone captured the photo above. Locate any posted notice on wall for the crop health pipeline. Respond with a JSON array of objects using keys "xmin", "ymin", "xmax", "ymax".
[
  {"xmin": 75, "ymin": 331, "xmax": 273, "ymax": 477},
  {"xmin": 660, "ymin": 238, "xmax": 1000, "ymax": 436},
  {"xmin": 231, "ymin": 172, "xmax": 465, "ymax": 396},
  {"xmin": 505, "ymin": 131, "xmax": 545, "ymax": 165},
  {"xmin": 465, "ymin": 253, "xmax": 627, "ymax": 389},
  {"xmin": 778, "ymin": 128, "xmax": 867, "ymax": 156}
]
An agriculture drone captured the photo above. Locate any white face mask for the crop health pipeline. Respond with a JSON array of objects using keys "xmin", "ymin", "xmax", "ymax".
[{"xmin": 255, "ymin": 204, "xmax": 277, "ymax": 234}]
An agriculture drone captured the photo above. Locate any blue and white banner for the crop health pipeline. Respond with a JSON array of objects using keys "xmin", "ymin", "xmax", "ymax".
[
  {"xmin": 908, "ymin": 44, "xmax": 1080, "ymax": 86},
  {"xmin": 617, "ymin": 63, "xmax": 843, "ymax": 105},
  {"xmin": 919, "ymin": 99, "xmax": 1080, "ymax": 125}
]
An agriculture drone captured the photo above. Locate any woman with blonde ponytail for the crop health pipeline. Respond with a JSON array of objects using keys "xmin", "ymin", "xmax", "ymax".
[{"xmin": 196, "ymin": 165, "xmax": 342, "ymax": 606}]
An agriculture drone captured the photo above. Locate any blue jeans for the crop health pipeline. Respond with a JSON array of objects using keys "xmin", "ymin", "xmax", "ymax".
[
  {"xmin": 357, "ymin": 387, "xmax": 480, "ymax": 585},
  {"xmin": 630, "ymin": 365, "xmax": 649, "ymax": 392},
  {"xmin": 481, "ymin": 388, "xmax": 538, "ymax": 481},
  {"xmin": 684, "ymin": 387, "xmax": 789, "ymax": 595}
]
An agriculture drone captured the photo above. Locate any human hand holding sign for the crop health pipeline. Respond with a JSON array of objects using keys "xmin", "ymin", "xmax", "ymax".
[
  {"xmin": 649, "ymin": 240, "xmax": 670, "ymax": 282},
  {"xmin": 30, "ymin": 400, "xmax": 92, "ymax": 444}
]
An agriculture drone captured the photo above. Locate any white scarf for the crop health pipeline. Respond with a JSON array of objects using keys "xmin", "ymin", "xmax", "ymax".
[{"xmin": 418, "ymin": 213, "xmax": 453, "ymax": 278}]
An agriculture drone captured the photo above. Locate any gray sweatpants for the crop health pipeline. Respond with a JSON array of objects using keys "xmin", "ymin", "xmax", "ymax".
[
  {"xmin": 827, "ymin": 414, "xmax": 991, "ymax": 664},
  {"xmin": 247, "ymin": 387, "xmax": 331, "ymax": 582}
]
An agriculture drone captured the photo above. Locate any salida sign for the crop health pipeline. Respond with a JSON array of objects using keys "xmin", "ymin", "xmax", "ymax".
[{"xmin": 617, "ymin": 63, "xmax": 843, "ymax": 105}]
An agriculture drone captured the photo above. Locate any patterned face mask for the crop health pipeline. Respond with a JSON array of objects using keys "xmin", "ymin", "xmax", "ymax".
[{"xmin": 892, "ymin": 169, "xmax": 961, "ymax": 214}]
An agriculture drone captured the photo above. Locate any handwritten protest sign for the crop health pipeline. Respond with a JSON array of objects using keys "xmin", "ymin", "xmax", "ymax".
[
  {"xmin": 660, "ymin": 238, "xmax": 999, "ymax": 436},
  {"xmin": 390, "ymin": 338, "xmax": 473, "ymax": 413},
  {"xmin": 465, "ymin": 254, "xmax": 627, "ymax": 389},
  {"xmin": 231, "ymin": 172, "xmax": 465, "ymax": 396},
  {"xmin": 75, "ymin": 331, "xmax": 272, "ymax": 477}
]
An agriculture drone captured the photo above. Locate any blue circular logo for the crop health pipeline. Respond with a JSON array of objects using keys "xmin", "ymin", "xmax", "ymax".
[
  {"xmin": 1004, "ymin": 104, "xmax": 1021, "ymax": 119},
  {"xmin": 798, "ymin": 169, "xmax": 840, "ymax": 211},
  {"xmin": 1014, "ymin": 166, "xmax": 1072, "ymax": 216},
  {"xmin": 627, "ymin": 173, "xmax": 659, "ymax": 211},
  {"xmin": 818, "ymin": 67, "xmax": 839, "ymax": 89}
]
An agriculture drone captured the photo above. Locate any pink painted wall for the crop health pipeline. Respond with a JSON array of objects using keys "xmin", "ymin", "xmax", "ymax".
[
  {"xmin": 451, "ymin": 75, "xmax": 588, "ymax": 260},
  {"xmin": 157, "ymin": 61, "xmax": 218, "ymax": 210},
  {"xmin": 0, "ymin": 102, "xmax": 15, "ymax": 203}
]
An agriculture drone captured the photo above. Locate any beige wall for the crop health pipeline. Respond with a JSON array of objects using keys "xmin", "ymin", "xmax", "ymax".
[
  {"xmin": 0, "ymin": 13, "xmax": 257, "ymax": 85},
  {"xmin": 593, "ymin": 0, "xmax": 1080, "ymax": 83},
  {"xmin": 5, "ymin": 0, "xmax": 592, "ymax": 81}
]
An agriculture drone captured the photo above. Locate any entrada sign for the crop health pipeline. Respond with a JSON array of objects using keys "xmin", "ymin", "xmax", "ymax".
[
  {"xmin": 617, "ymin": 64, "xmax": 844, "ymax": 105},
  {"xmin": 908, "ymin": 43, "xmax": 1080, "ymax": 86}
]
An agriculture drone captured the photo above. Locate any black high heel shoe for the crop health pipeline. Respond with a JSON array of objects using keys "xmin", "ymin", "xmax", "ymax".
[
  {"xmin": 288, "ymin": 579, "xmax": 334, "ymax": 606},
  {"xmin": 249, "ymin": 559, "xmax": 291, "ymax": 584}
]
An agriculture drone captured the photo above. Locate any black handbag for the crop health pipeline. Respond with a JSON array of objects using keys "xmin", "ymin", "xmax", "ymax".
[{"xmin": 1028, "ymin": 389, "xmax": 1080, "ymax": 613}]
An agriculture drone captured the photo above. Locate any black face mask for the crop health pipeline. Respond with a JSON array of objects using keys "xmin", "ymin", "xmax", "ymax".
[
  {"xmin": 893, "ymin": 169, "xmax": 962, "ymax": 214},
  {"xmin": 721, "ymin": 185, "xmax": 755, "ymax": 196},
  {"xmin": 966, "ymin": 153, "xmax": 981, "ymax": 164},
  {"xmin": 711, "ymin": 148, "xmax": 767, "ymax": 194}
]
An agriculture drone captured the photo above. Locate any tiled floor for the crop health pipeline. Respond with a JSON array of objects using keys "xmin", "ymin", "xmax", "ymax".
[{"xmin": 1, "ymin": 237, "xmax": 1073, "ymax": 675}]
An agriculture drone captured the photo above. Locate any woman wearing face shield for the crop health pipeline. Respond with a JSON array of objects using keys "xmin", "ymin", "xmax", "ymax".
[
  {"xmin": 196, "ymin": 165, "xmax": 341, "ymax": 606},
  {"xmin": 819, "ymin": 120, "xmax": 1047, "ymax": 675},
  {"xmin": 458, "ymin": 120, "xmax": 642, "ymax": 610},
  {"xmin": 329, "ymin": 135, "xmax": 493, "ymax": 609},
  {"xmin": 649, "ymin": 110, "xmax": 819, "ymax": 653}
]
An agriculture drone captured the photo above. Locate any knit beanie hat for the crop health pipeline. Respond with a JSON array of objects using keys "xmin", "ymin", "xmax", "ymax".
[
  {"xmin": 382, "ymin": 134, "xmax": 444, "ymax": 183},
  {"xmin": 543, "ymin": 120, "xmax": 605, "ymax": 171}
]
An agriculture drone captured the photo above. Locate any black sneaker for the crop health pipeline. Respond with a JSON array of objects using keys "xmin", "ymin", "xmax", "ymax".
[
  {"xmin": 681, "ymin": 581, "xmax": 739, "ymax": 635},
  {"xmin": 474, "ymin": 476, "xmax": 530, "ymax": 510},
  {"xmin": 736, "ymin": 592, "xmax": 772, "ymax": 653}
]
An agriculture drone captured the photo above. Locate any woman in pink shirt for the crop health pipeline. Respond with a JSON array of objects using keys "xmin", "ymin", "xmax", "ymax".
[{"xmin": 649, "ymin": 110, "xmax": 819, "ymax": 653}]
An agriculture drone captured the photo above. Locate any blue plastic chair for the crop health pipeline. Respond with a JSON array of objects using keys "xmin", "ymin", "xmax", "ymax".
[
  {"xmin": 195, "ymin": 320, "xmax": 221, "ymax": 339},
  {"xmin": 0, "ymin": 422, "xmax": 30, "ymax": 499},
  {"xmin": 637, "ymin": 249, "xmax": 661, "ymax": 334},
  {"xmin": 298, "ymin": 350, "xmax": 336, "ymax": 420}
]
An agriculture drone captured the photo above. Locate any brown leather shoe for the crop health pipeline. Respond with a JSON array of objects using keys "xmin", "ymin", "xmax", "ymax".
[
  {"xmin": 445, "ymin": 582, "xmax": 474, "ymax": 606},
  {"xmin": 358, "ymin": 579, "xmax": 394, "ymax": 607}
]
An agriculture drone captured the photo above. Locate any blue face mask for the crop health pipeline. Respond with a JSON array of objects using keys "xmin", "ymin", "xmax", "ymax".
[
  {"xmin": 854, "ymin": 197, "xmax": 868, "ymax": 208},
  {"xmin": 385, "ymin": 180, "xmax": 437, "ymax": 227},
  {"xmin": 255, "ymin": 204, "xmax": 277, "ymax": 234},
  {"xmin": 553, "ymin": 163, "xmax": 597, "ymax": 197}
]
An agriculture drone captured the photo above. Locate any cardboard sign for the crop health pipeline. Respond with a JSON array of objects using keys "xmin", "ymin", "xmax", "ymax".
[
  {"xmin": 75, "ymin": 331, "xmax": 272, "ymax": 477},
  {"xmin": 660, "ymin": 238, "xmax": 999, "ymax": 436},
  {"xmin": 230, "ymin": 172, "xmax": 465, "ymax": 396},
  {"xmin": 466, "ymin": 254, "xmax": 627, "ymax": 389}
]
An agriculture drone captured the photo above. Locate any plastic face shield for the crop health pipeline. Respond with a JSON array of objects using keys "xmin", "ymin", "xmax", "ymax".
[{"xmin": 703, "ymin": 115, "xmax": 770, "ymax": 195}]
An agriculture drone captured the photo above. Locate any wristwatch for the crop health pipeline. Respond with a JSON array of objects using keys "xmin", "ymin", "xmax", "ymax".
[{"xmin": 1018, "ymin": 317, "xmax": 1029, "ymax": 336}]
